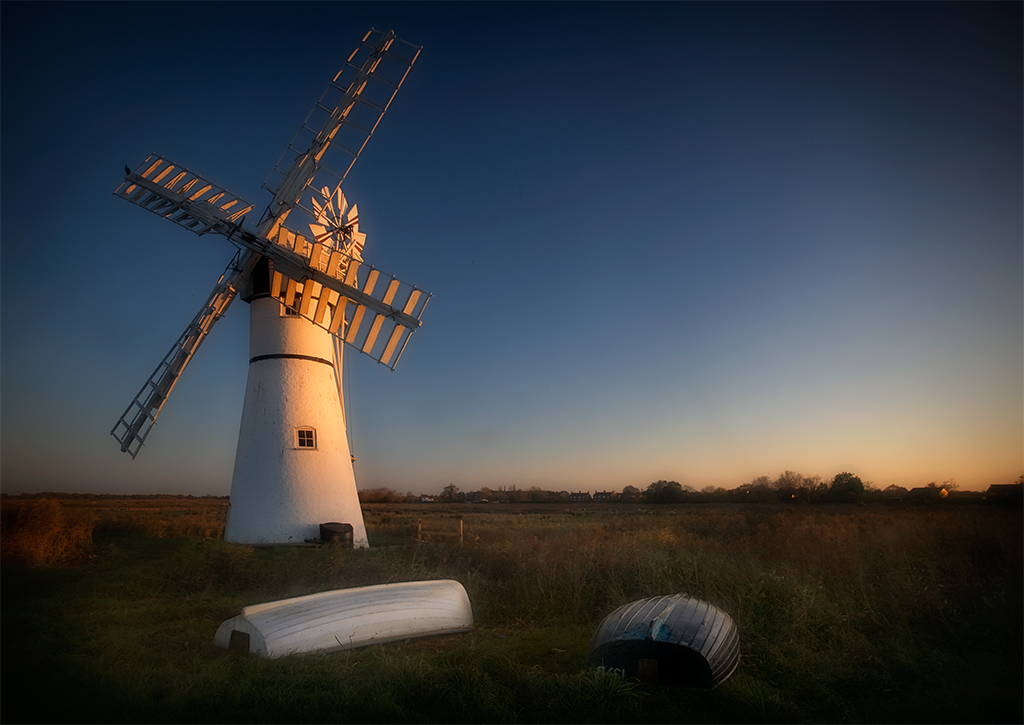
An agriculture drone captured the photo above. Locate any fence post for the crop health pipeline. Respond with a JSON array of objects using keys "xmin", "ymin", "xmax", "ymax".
[
  {"xmin": 417, "ymin": 519, "xmax": 422, "ymax": 544},
  {"xmin": 459, "ymin": 519, "xmax": 464, "ymax": 544}
]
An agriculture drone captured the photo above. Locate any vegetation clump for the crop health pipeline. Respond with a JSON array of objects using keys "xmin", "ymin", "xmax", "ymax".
[{"xmin": 0, "ymin": 498, "xmax": 93, "ymax": 567}]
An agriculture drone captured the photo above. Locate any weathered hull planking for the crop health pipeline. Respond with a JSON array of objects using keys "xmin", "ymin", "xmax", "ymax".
[
  {"xmin": 588, "ymin": 593, "xmax": 740, "ymax": 688},
  {"xmin": 214, "ymin": 580, "xmax": 473, "ymax": 658}
]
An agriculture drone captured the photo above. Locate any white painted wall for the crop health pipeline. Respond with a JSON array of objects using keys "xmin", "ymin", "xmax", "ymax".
[{"xmin": 225, "ymin": 295, "xmax": 368, "ymax": 546}]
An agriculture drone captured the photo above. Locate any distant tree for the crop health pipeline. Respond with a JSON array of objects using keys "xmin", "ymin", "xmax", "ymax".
[
  {"xmin": 829, "ymin": 472, "xmax": 865, "ymax": 503},
  {"xmin": 774, "ymin": 470, "xmax": 805, "ymax": 502},
  {"xmin": 811, "ymin": 478, "xmax": 831, "ymax": 503},
  {"xmin": 358, "ymin": 487, "xmax": 404, "ymax": 503},
  {"xmin": 693, "ymin": 485, "xmax": 729, "ymax": 503},
  {"xmin": 440, "ymin": 483, "xmax": 461, "ymax": 503},
  {"xmin": 644, "ymin": 480, "xmax": 686, "ymax": 504},
  {"xmin": 735, "ymin": 476, "xmax": 775, "ymax": 503},
  {"xmin": 527, "ymin": 487, "xmax": 549, "ymax": 503},
  {"xmin": 478, "ymin": 486, "xmax": 510, "ymax": 503},
  {"xmin": 774, "ymin": 471, "xmax": 804, "ymax": 490},
  {"xmin": 861, "ymin": 482, "xmax": 886, "ymax": 502},
  {"xmin": 619, "ymin": 485, "xmax": 642, "ymax": 502}
]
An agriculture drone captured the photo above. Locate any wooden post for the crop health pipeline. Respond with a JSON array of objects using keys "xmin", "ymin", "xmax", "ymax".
[
  {"xmin": 417, "ymin": 519, "xmax": 422, "ymax": 543},
  {"xmin": 459, "ymin": 519, "xmax": 463, "ymax": 544}
]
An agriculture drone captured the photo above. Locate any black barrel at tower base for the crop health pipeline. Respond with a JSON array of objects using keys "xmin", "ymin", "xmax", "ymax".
[{"xmin": 319, "ymin": 522, "xmax": 354, "ymax": 547}]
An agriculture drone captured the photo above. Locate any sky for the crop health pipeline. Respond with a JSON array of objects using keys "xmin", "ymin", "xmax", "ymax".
[{"xmin": 2, "ymin": 2, "xmax": 1021, "ymax": 495}]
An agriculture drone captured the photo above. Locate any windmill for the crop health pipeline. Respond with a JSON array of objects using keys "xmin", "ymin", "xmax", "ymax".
[{"xmin": 111, "ymin": 29, "xmax": 428, "ymax": 546}]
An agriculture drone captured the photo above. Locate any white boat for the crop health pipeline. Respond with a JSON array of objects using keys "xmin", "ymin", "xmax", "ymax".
[{"xmin": 214, "ymin": 579, "xmax": 474, "ymax": 658}]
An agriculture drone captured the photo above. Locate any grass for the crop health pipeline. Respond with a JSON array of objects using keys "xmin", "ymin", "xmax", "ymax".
[{"xmin": 2, "ymin": 499, "xmax": 1021, "ymax": 723}]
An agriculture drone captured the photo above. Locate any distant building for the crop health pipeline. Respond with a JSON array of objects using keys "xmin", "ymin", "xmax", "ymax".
[
  {"xmin": 419, "ymin": 494, "xmax": 439, "ymax": 503},
  {"xmin": 907, "ymin": 486, "xmax": 948, "ymax": 502},
  {"xmin": 593, "ymin": 490, "xmax": 614, "ymax": 502},
  {"xmin": 569, "ymin": 491, "xmax": 592, "ymax": 503},
  {"xmin": 985, "ymin": 483, "xmax": 1023, "ymax": 506}
]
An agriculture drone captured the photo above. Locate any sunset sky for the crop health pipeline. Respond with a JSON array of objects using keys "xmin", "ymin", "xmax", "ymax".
[{"xmin": 2, "ymin": 2, "xmax": 1020, "ymax": 495}]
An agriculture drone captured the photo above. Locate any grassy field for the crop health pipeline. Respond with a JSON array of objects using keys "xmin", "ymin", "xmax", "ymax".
[{"xmin": 1, "ymin": 497, "xmax": 1021, "ymax": 723}]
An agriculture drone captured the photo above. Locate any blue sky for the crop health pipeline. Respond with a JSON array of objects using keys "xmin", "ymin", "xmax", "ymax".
[{"xmin": 2, "ymin": 2, "xmax": 1020, "ymax": 495}]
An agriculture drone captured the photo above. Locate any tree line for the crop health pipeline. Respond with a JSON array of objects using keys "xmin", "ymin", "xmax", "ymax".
[{"xmin": 358, "ymin": 472, "xmax": 973, "ymax": 505}]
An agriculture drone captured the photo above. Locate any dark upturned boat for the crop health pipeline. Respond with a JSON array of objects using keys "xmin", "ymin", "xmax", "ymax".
[{"xmin": 588, "ymin": 593, "xmax": 739, "ymax": 688}]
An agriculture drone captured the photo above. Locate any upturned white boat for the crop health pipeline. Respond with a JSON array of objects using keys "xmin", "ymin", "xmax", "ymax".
[{"xmin": 214, "ymin": 580, "xmax": 474, "ymax": 658}]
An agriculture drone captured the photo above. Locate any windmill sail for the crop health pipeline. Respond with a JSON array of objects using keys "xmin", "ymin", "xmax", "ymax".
[
  {"xmin": 260, "ymin": 28, "xmax": 421, "ymax": 238},
  {"xmin": 264, "ymin": 252, "xmax": 428, "ymax": 370},
  {"xmin": 115, "ymin": 157, "xmax": 253, "ymax": 234},
  {"xmin": 111, "ymin": 252, "xmax": 259, "ymax": 457},
  {"xmin": 115, "ymin": 155, "xmax": 430, "ymax": 369}
]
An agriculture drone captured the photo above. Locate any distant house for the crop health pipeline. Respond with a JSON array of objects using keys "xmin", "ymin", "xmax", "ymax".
[
  {"xmin": 569, "ymin": 491, "xmax": 592, "ymax": 503},
  {"xmin": 985, "ymin": 483, "xmax": 1023, "ymax": 506},
  {"xmin": 419, "ymin": 494, "xmax": 439, "ymax": 503},
  {"xmin": 907, "ymin": 486, "xmax": 948, "ymax": 502},
  {"xmin": 593, "ymin": 491, "xmax": 614, "ymax": 502}
]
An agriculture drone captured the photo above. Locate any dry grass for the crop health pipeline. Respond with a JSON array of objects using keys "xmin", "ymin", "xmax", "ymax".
[
  {"xmin": 1, "ymin": 496, "xmax": 227, "ymax": 567},
  {"xmin": 0, "ymin": 498, "xmax": 93, "ymax": 567},
  {"xmin": 2, "ymin": 498, "xmax": 1021, "ymax": 723}
]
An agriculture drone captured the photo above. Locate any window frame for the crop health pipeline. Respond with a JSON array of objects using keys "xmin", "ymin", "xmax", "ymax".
[{"xmin": 295, "ymin": 427, "xmax": 317, "ymax": 450}]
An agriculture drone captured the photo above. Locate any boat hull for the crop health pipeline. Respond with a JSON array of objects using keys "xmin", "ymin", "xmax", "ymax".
[
  {"xmin": 588, "ymin": 593, "xmax": 739, "ymax": 688},
  {"xmin": 214, "ymin": 580, "xmax": 474, "ymax": 658}
]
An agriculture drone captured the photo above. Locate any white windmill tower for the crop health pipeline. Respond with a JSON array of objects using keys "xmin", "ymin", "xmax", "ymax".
[{"xmin": 111, "ymin": 30, "xmax": 428, "ymax": 546}]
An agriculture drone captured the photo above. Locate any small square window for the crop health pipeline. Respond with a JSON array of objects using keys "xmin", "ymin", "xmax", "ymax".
[{"xmin": 296, "ymin": 428, "xmax": 316, "ymax": 449}]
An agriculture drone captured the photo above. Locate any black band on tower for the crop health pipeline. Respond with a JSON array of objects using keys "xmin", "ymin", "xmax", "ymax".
[{"xmin": 249, "ymin": 354, "xmax": 334, "ymax": 367}]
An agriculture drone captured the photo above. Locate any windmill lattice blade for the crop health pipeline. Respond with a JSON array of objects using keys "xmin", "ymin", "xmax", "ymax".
[
  {"xmin": 259, "ymin": 29, "xmax": 420, "ymax": 239},
  {"xmin": 116, "ymin": 155, "xmax": 253, "ymax": 235},
  {"xmin": 111, "ymin": 252, "xmax": 259, "ymax": 457}
]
